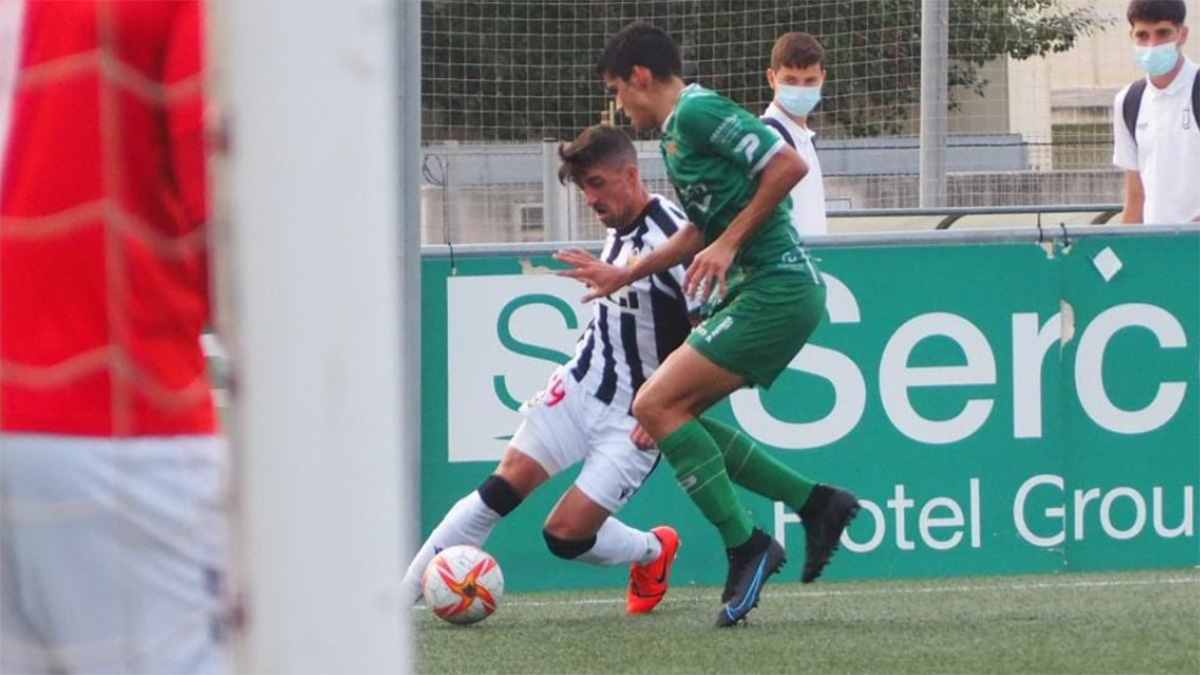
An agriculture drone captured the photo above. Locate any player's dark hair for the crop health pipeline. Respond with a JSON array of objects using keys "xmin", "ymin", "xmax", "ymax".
[
  {"xmin": 1127, "ymin": 0, "xmax": 1187, "ymax": 26},
  {"xmin": 596, "ymin": 22, "xmax": 682, "ymax": 82},
  {"xmin": 557, "ymin": 125, "xmax": 638, "ymax": 185},
  {"xmin": 771, "ymin": 32, "xmax": 826, "ymax": 71}
]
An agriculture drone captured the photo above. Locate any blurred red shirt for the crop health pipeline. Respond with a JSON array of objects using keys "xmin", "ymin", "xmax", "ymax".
[{"xmin": 1, "ymin": 0, "xmax": 215, "ymax": 436}]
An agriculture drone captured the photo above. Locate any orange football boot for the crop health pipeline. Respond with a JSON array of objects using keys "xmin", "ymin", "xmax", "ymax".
[{"xmin": 627, "ymin": 526, "xmax": 681, "ymax": 614}]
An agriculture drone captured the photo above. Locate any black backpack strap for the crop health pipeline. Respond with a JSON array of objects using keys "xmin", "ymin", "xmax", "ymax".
[
  {"xmin": 1192, "ymin": 69, "xmax": 1199, "ymax": 130},
  {"xmin": 1123, "ymin": 79, "xmax": 1148, "ymax": 144},
  {"xmin": 761, "ymin": 116, "xmax": 795, "ymax": 149}
]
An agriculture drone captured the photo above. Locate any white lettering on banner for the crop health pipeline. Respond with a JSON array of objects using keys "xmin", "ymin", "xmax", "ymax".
[
  {"xmin": 775, "ymin": 477, "xmax": 1192, "ymax": 555},
  {"xmin": 781, "ymin": 479, "xmax": 982, "ymax": 554},
  {"xmin": 888, "ymin": 484, "xmax": 917, "ymax": 551},
  {"xmin": 774, "ymin": 502, "xmax": 802, "ymax": 546},
  {"xmin": 1012, "ymin": 312, "xmax": 1062, "ymax": 439},
  {"xmin": 879, "ymin": 313, "xmax": 996, "ymax": 445},
  {"xmin": 1074, "ymin": 488, "xmax": 1102, "ymax": 540},
  {"xmin": 1014, "ymin": 475, "xmax": 1195, "ymax": 546},
  {"xmin": 970, "ymin": 477, "xmax": 982, "ymax": 548},
  {"xmin": 1153, "ymin": 487, "xmax": 1195, "ymax": 538},
  {"xmin": 1014, "ymin": 474, "xmax": 1067, "ymax": 547},
  {"xmin": 920, "ymin": 497, "xmax": 965, "ymax": 550},
  {"xmin": 1100, "ymin": 488, "xmax": 1146, "ymax": 540},
  {"xmin": 447, "ymin": 275, "xmax": 583, "ymax": 463},
  {"xmin": 841, "ymin": 499, "xmax": 887, "ymax": 553},
  {"xmin": 731, "ymin": 273, "xmax": 866, "ymax": 449},
  {"xmin": 1075, "ymin": 304, "xmax": 1188, "ymax": 435},
  {"xmin": 449, "ymin": 272, "xmax": 1193, "ymax": 463}
]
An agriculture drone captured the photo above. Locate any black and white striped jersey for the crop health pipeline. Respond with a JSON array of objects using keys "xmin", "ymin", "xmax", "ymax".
[{"xmin": 568, "ymin": 194, "xmax": 697, "ymax": 412}]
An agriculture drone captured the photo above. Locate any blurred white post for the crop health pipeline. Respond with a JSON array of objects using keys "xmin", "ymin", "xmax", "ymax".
[
  {"xmin": 397, "ymin": 0, "xmax": 423, "ymax": 608},
  {"xmin": 210, "ymin": 1, "xmax": 411, "ymax": 672},
  {"xmin": 543, "ymin": 138, "xmax": 571, "ymax": 241},
  {"xmin": 919, "ymin": 0, "xmax": 949, "ymax": 208}
]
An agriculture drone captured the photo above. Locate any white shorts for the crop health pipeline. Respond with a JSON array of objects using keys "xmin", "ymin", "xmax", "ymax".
[
  {"xmin": 0, "ymin": 434, "xmax": 230, "ymax": 674},
  {"xmin": 512, "ymin": 369, "xmax": 660, "ymax": 513}
]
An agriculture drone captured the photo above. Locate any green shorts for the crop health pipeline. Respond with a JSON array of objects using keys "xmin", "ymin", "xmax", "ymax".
[{"xmin": 687, "ymin": 273, "xmax": 826, "ymax": 388}]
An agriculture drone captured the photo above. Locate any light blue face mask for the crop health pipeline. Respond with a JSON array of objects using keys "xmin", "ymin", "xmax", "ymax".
[
  {"xmin": 1135, "ymin": 42, "xmax": 1180, "ymax": 78},
  {"xmin": 776, "ymin": 84, "xmax": 822, "ymax": 117}
]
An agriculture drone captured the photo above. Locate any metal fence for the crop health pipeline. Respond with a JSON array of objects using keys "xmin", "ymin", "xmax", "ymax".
[{"xmin": 419, "ymin": 0, "xmax": 1200, "ymax": 245}]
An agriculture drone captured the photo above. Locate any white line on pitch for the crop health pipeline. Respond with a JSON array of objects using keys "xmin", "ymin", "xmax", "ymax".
[{"xmin": 487, "ymin": 575, "xmax": 1200, "ymax": 609}]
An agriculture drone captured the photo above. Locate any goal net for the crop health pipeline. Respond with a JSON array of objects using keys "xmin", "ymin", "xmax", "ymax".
[{"xmin": 419, "ymin": 0, "xmax": 1200, "ymax": 243}]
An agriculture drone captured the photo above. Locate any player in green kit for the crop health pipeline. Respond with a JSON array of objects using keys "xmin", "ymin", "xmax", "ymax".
[{"xmin": 556, "ymin": 23, "xmax": 859, "ymax": 627}]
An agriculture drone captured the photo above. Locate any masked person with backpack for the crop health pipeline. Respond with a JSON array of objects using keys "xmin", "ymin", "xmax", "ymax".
[{"xmin": 1113, "ymin": 0, "xmax": 1199, "ymax": 225}]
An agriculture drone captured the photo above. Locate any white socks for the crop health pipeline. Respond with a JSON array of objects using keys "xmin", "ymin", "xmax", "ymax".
[
  {"xmin": 401, "ymin": 493, "xmax": 664, "ymax": 605},
  {"xmin": 400, "ymin": 491, "xmax": 502, "ymax": 605},
  {"xmin": 575, "ymin": 518, "xmax": 662, "ymax": 567}
]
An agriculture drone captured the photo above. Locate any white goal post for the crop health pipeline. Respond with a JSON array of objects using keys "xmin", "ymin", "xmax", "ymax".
[{"xmin": 207, "ymin": 1, "xmax": 419, "ymax": 672}]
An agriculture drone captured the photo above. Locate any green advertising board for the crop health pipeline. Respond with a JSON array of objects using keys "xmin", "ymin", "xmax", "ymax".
[{"xmin": 420, "ymin": 230, "xmax": 1199, "ymax": 592}]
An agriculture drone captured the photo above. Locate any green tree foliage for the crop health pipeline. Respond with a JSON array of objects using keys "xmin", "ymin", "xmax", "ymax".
[{"xmin": 421, "ymin": 0, "xmax": 1106, "ymax": 142}]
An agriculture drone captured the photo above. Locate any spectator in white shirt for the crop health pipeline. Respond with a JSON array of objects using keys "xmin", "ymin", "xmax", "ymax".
[
  {"xmin": 1112, "ymin": 0, "xmax": 1199, "ymax": 225},
  {"xmin": 761, "ymin": 32, "xmax": 829, "ymax": 238}
]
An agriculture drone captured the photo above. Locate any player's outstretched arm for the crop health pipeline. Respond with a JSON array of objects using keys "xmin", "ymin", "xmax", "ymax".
[{"xmin": 555, "ymin": 224, "xmax": 704, "ymax": 302}]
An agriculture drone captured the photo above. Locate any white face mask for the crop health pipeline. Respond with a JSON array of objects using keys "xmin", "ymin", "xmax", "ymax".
[
  {"xmin": 1134, "ymin": 41, "xmax": 1181, "ymax": 78},
  {"xmin": 776, "ymin": 84, "xmax": 822, "ymax": 117}
]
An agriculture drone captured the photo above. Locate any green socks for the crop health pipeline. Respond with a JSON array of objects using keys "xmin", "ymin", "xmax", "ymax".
[
  {"xmin": 657, "ymin": 417, "xmax": 820, "ymax": 549},
  {"xmin": 699, "ymin": 417, "xmax": 816, "ymax": 513},
  {"xmin": 658, "ymin": 420, "xmax": 754, "ymax": 549}
]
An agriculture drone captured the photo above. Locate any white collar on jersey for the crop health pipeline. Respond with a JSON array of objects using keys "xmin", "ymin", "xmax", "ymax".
[{"xmin": 763, "ymin": 102, "xmax": 817, "ymax": 141}]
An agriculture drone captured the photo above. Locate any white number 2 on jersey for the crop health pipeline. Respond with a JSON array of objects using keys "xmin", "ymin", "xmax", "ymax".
[{"xmin": 734, "ymin": 134, "xmax": 760, "ymax": 165}]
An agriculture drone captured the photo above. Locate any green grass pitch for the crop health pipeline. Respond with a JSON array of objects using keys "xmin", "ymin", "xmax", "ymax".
[{"xmin": 416, "ymin": 569, "xmax": 1199, "ymax": 674}]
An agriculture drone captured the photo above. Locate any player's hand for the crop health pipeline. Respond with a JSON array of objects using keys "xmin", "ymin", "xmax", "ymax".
[
  {"xmin": 554, "ymin": 248, "xmax": 627, "ymax": 302},
  {"xmin": 684, "ymin": 239, "xmax": 735, "ymax": 303},
  {"xmin": 630, "ymin": 424, "xmax": 656, "ymax": 451}
]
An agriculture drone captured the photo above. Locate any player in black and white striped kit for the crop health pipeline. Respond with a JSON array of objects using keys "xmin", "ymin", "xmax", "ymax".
[
  {"xmin": 567, "ymin": 195, "xmax": 694, "ymax": 417},
  {"xmin": 401, "ymin": 126, "xmax": 694, "ymax": 614}
]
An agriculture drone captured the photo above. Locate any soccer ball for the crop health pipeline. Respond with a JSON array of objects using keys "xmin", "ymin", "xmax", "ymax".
[{"xmin": 422, "ymin": 545, "xmax": 505, "ymax": 625}]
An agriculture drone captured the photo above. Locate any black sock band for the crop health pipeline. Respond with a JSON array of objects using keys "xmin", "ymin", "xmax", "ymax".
[
  {"xmin": 542, "ymin": 530, "xmax": 597, "ymax": 560},
  {"xmin": 728, "ymin": 528, "xmax": 770, "ymax": 558},
  {"xmin": 477, "ymin": 475, "xmax": 523, "ymax": 516}
]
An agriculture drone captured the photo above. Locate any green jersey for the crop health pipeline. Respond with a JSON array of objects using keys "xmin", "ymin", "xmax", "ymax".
[{"xmin": 660, "ymin": 84, "xmax": 815, "ymax": 284}]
